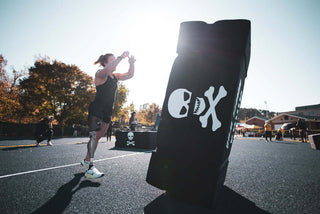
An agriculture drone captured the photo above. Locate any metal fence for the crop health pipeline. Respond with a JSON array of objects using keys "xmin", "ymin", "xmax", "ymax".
[
  {"xmin": 0, "ymin": 122, "xmax": 89, "ymax": 138},
  {"xmin": 237, "ymin": 128, "xmax": 320, "ymax": 138}
]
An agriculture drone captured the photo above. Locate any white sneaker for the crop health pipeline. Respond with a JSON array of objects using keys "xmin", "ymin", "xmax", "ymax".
[
  {"xmin": 85, "ymin": 166, "xmax": 104, "ymax": 179},
  {"xmin": 80, "ymin": 160, "xmax": 90, "ymax": 170},
  {"xmin": 47, "ymin": 141, "xmax": 53, "ymax": 146},
  {"xmin": 36, "ymin": 142, "xmax": 40, "ymax": 147}
]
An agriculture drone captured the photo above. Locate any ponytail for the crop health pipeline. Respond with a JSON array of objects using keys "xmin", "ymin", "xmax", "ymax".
[
  {"xmin": 94, "ymin": 53, "xmax": 113, "ymax": 66},
  {"xmin": 94, "ymin": 55, "xmax": 103, "ymax": 65}
]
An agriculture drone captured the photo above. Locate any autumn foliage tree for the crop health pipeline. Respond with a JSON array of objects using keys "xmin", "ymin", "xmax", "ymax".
[
  {"xmin": 1, "ymin": 54, "xmax": 130, "ymax": 127},
  {"xmin": 238, "ymin": 108, "xmax": 276, "ymax": 121},
  {"xmin": 112, "ymin": 82, "xmax": 129, "ymax": 121},
  {"xmin": 115, "ymin": 102, "xmax": 137, "ymax": 125},
  {"xmin": 138, "ymin": 103, "xmax": 160, "ymax": 125},
  {"xmin": 19, "ymin": 57, "xmax": 95, "ymax": 126},
  {"xmin": 0, "ymin": 55, "xmax": 24, "ymax": 122}
]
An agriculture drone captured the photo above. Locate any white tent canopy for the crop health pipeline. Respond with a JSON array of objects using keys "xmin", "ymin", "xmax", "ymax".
[{"xmin": 237, "ymin": 123, "xmax": 261, "ymax": 129}]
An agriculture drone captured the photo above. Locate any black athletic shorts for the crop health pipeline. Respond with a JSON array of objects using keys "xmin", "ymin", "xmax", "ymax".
[{"xmin": 88, "ymin": 102, "xmax": 112, "ymax": 124}]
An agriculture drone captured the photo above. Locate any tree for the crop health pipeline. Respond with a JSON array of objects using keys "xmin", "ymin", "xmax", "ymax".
[
  {"xmin": 0, "ymin": 55, "xmax": 10, "ymax": 121},
  {"xmin": 129, "ymin": 102, "xmax": 136, "ymax": 114},
  {"xmin": 19, "ymin": 57, "xmax": 95, "ymax": 126},
  {"xmin": 138, "ymin": 103, "xmax": 160, "ymax": 125},
  {"xmin": 238, "ymin": 108, "xmax": 263, "ymax": 121},
  {"xmin": 0, "ymin": 55, "xmax": 8, "ymax": 82},
  {"xmin": 238, "ymin": 108, "xmax": 276, "ymax": 122},
  {"xmin": 112, "ymin": 82, "xmax": 129, "ymax": 121},
  {"xmin": 0, "ymin": 55, "xmax": 24, "ymax": 122}
]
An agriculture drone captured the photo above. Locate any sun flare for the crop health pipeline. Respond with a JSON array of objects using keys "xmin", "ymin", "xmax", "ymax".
[{"xmin": 118, "ymin": 13, "xmax": 180, "ymax": 107}]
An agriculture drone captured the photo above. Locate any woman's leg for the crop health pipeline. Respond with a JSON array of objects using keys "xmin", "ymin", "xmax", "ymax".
[
  {"xmin": 265, "ymin": 132, "xmax": 268, "ymax": 141},
  {"xmin": 37, "ymin": 132, "xmax": 46, "ymax": 144},
  {"xmin": 85, "ymin": 122, "xmax": 109, "ymax": 162},
  {"xmin": 107, "ymin": 132, "xmax": 111, "ymax": 141},
  {"xmin": 82, "ymin": 116, "xmax": 108, "ymax": 178}
]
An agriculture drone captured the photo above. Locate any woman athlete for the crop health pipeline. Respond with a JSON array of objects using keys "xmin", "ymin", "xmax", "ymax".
[{"xmin": 81, "ymin": 51, "xmax": 135, "ymax": 178}]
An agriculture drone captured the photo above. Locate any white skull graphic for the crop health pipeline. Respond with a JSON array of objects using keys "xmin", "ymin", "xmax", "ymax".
[
  {"xmin": 168, "ymin": 88, "xmax": 192, "ymax": 118},
  {"xmin": 127, "ymin": 132, "xmax": 134, "ymax": 141},
  {"xmin": 167, "ymin": 85, "xmax": 227, "ymax": 133}
]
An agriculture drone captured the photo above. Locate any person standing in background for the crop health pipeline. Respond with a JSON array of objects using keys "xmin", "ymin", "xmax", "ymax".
[
  {"xmin": 264, "ymin": 121, "xmax": 272, "ymax": 142},
  {"xmin": 129, "ymin": 112, "xmax": 137, "ymax": 131},
  {"xmin": 106, "ymin": 121, "xmax": 113, "ymax": 142},
  {"xmin": 35, "ymin": 116, "xmax": 54, "ymax": 146},
  {"xmin": 153, "ymin": 110, "xmax": 161, "ymax": 130}
]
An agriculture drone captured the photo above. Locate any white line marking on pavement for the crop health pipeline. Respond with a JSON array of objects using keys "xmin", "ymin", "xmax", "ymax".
[{"xmin": 0, "ymin": 153, "xmax": 143, "ymax": 179}]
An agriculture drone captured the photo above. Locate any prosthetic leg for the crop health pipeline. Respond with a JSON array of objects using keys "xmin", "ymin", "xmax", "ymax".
[{"xmin": 87, "ymin": 116, "xmax": 102, "ymax": 167}]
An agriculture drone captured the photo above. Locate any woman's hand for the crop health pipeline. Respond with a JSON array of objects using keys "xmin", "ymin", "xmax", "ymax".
[
  {"xmin": 128, "ymin": 55, "xmax": 136, "ymax": 64},
  {"xmin": 121, "ymin": 51, "xmax": 130, "ymax": 59}
]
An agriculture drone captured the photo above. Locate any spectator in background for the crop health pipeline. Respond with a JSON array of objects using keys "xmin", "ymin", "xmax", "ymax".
[
  {"xmin": 264, "ymin": 121, "xmax": 272, "ymax": 142},
  {"xmin": 73, "ymin": 124, "xmax": 78, "ymax": 137},
  {"xmin": 153, "ymin": 110, "xmax": 161, "ymax": 130},
  {"xmin": 275, "ymin": 128, "xmax": 283, "ymax": 141},
  {"xmin": 281, "ymin": 127, "xmax": 285, "ymax": 139},
  {"xmin": 106, "ymin": 121, "xmax": 113, "ymax": 142},
  {"xmin": 296, "ymin": 119, "xmax": 307, "ymax": 142},
  {"xmin": 306, "ymin": 128, "xmax": 312, "ymax": 141},
  {"xmin": 290, "ymin": 127, "xmax": 296, "ymax": 140},
  {"xmin": 35, "ymin": 116, "xmax": 54, "ymax": 146},
  {"xmin": 129, "ymin": 112, "xmax": 137, "ymax": 131},
  {"xmin": 119, "ymin": 114, "xmax": 125, "ymax": 130}
]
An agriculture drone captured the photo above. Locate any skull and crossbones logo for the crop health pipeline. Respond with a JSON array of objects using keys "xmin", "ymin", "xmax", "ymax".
[
  {"xmin": 168, "ymin": 85, "xmax": 227, "ymax": 132},
  {"xmin": 126, "ymin": 132, "xmax": 135, "ymax": 146}
]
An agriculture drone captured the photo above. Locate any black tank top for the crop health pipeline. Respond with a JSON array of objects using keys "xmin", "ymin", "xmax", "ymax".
[{"xmin": 91, "ymin": 74, "xmax": 118, "ymax": 111}]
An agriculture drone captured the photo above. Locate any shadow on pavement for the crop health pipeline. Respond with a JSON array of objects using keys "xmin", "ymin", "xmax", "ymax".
[
  {"xmin": 270, "ymin": 141, "xmax": 298, "ymax": 145},
  {"xmin": 110, "ymin": 147, "xmax": 153, "ymax": 153},
  {"xmin": 32, "ymin": 173, "xmax": 100, "ymax": 214},
  {"xmin": 144, "ymin": 185, "xmax": 270, "ymax": 214},
  {"xmin": 72, "ymin": 141, "xmax": 88, "ymax": 145}
]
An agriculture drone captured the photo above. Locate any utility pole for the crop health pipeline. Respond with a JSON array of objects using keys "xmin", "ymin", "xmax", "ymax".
[{"xmin": 264, "ymin": 101, "xmax": 268, "ymax": 118}]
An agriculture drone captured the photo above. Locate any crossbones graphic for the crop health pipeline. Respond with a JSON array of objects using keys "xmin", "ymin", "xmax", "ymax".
[
  {"xmin": 199, "ymin": 86, "xmax": 227, "ymax": 132},
  {"xmin": 167, "ymin": 85, "xmax": 227, "ymax": 133},
  {"xmin": 127, "ymin": 141, "xmax": 135, "ymax": 146}
]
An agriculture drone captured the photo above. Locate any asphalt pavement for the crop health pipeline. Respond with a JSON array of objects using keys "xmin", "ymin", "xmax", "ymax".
[{"xmin": 0, "ymin": 136, "xmax": 319, "ymax": 214}]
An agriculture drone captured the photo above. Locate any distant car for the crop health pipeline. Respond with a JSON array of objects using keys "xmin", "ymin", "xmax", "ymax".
[{"xmin": 281, "ymin": 123, "xmax": 296, "ymax": 130}]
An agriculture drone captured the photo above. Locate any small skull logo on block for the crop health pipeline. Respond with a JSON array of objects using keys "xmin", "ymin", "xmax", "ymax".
[{"xmin": 127, "ymin": 131, "xmax": 135, "ymax": 146}]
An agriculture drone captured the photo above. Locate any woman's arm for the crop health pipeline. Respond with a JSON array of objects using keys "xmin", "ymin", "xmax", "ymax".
[
  {"xmin": 115, "ymin": 55, "xmax": 136, "ymax": 81},
  {"xmin": 96, "ymin": 51, "xmax": 129, "ymax": 79}
]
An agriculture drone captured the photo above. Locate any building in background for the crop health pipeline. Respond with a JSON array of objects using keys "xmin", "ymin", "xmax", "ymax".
[
  {"xmin": 245, "ymin": 116, "xmax": 268, "ymax": 128},
  {"xmin": 283, "ymin": 104, "xmax": 320, "ymax": 119},
  {"xmin": 245, "ymin": 104, "xmax": 320, "ymax": 131}
]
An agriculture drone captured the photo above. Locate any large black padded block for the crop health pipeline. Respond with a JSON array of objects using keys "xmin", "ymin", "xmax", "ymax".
[
  {"xmin": 309, "ymin": 134, "xmax": 320, "ymax": 150},
  {"xmin": 146, "ymin": 20, "xmax": 251, "ymax": 207}
]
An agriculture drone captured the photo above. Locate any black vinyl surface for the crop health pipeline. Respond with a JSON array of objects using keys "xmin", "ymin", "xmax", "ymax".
[{"xmin": 147, "ymin": 20, "xmax": 251, "ymax": 207}]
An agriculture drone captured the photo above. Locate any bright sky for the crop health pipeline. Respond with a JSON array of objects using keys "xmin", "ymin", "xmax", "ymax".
[{"xmin": 1, "ymin": 0, "xmax": 319, "ymax": 113}]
